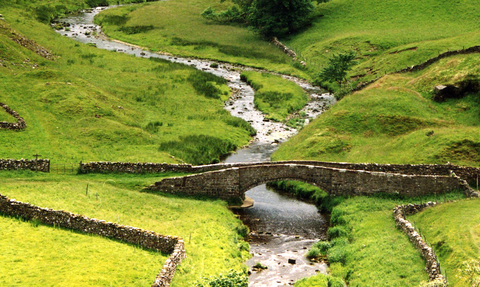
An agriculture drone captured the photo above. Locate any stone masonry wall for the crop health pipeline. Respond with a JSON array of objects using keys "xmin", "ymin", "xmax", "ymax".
[
  {"xmin": 79, "ymin": 160, "xmax": 480, "ymax": 184},
  {"xmin": 150, "ymin": 163, "xmax": 476, "ymax": 200},
  {"xmin": 0, "ymin": 194, "xmax": 185, "ymax": 287},
  {"xmin": 0, "ymin": 158, "xmax": 50, "ymax": 172},
  {"xmin": 0, "ymin": 103, "xmax": 26, "ymax": 130},
  {"xmin": 394, "ymin": 202, "xmax": 448, "ymax": 285}
]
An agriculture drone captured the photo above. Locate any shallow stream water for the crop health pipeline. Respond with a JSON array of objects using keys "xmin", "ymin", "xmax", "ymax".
[{"xmin": 56, "ymin": 8, "xmax": 335, "ymax": 285}]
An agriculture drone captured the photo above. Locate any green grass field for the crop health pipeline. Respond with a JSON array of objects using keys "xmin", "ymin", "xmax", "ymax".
[
  {"xmin": 0, "ymin": 171, "xmax": 249, "ymax": 287},
  {"xmin": 94, "ymin": 0, "xmax": 309, "ymax": 78},
  {"xmin": 409, "ymin": 199, "xmax": 480, "ymax": 286},
  {"xmin": 0, "ymin": 215, "xmax": 167, "ymax": 286}
]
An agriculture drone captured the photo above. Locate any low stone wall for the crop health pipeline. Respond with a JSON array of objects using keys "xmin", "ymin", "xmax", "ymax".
[
  {"xmin": 271, "ymin": 37, "xmax": 297, "ymax": 59},
  {"xmin": 353, "ymin": 45, "xmax": 480, "ymax": 92},
  {"xmin": 0, "ymin": 158, "xmax": 50, "ymax": 172},
  {"xmin": 393, "ymin": 202, "xmax": 447, "ymax": 285},
  {"xmin": 0, "ymin": 194, "xmax": 185, "ymax": 287},
  {"xmin": 0, "ymin": 103, "xmax": 26, "ymax": 130}
]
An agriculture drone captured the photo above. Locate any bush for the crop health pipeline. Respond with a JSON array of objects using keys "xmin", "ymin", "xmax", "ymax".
[
  {"xmin": 327, "ymin": 225, "xmax": 349, "ymax": 240},
  {"xmin": 85, "ymin": 0, "xmax": 109, "ymax": 8},
  {"xmin": 194, "ymin": 269, "xmax": 248, "ymax": 287}
]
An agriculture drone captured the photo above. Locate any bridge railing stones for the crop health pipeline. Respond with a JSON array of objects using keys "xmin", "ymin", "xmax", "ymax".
[
  {"xmin": 0, "ymin": 158, "xmax": 50, "ymax": 172},
  {"xmin": 0, "ymin": 193, "xmax": 185, "ymax": 287},
  {"xmin": 150, "ymin": 163, "xmax": 477, "ymax": 200}
]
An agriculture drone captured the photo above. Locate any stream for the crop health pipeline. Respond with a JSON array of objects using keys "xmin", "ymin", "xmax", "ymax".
[{"xmin": 55, "ymin": 7, "xmax": 336, "ymax": 286}]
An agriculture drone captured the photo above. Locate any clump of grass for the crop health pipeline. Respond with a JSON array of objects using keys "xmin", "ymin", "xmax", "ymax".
[
  {"xmin": 158, "ymin": 134, "xmax": 237, "ymax": 164},
  {"xmin": 187, "ymin": 70, "xmax": 228, "ymax": 99}
]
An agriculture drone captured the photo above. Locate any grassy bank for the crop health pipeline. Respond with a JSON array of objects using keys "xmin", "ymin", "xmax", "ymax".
[
  {"xmin": 93, "ymin": 1, "xmax": 308, "ymax": 77},
  {"xmin": 0, "ymin": 2, "xmax": 254, "ymax": 164},
  {"xmin": 409, "ymin": 198, "xmax": 480, "ymax": 286},
  {"xmin": 286, "ymin": 0, "xmax": 480, "ymax": 86},
  {"xmin": 273, "ymin": 54, "xmax": 480, "ymax": 166},
  {"xmin": 0, "ymin": 171, "xmax": 250, "ymax": 286},
  {"xmin": 272, "ymin": 180, "xmax": 467, "ymax": 286},
  {"xmin": 240, "ymin": 71, "xmax": 308, "ymax": 122}
]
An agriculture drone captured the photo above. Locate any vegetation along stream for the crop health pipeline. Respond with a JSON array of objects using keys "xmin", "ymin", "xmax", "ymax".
[{"xmin": 55, "ymin": 6, "xmax": 336, "ymax": 285}]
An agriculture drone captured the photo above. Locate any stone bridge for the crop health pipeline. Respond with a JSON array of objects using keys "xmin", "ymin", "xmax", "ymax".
[{"xmin": 148, "ymin": 161, "xmax": 480, "ymax": 201}]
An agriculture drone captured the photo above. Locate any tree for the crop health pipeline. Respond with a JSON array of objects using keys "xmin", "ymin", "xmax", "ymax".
[
  {"xmin": 202, "ymin": 0, "xmax": 327, "ymax": 38},
  {"xmin": 247, "ymin": 0, "xmax": 314, "ymax": 37},
  {"xmin": 317, "ymin": 51, "xmax": 357, "ymax": 85}
]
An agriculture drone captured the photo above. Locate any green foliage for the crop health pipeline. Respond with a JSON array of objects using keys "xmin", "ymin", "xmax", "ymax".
[
  {"xmin": 295, "ymin": 273, "xmax": 344, "ymax": 287},
  {"xmin": 203, "ymin": 0, "xmax": 317, "ymax": 37},
  {"xmin": 85, "ymin": 0, "xmax": 109, "ymax": 7},
  {"xmin": 316, "ymin": 51, "xmax": 356, "ymax": 85},
  {"xmin": 327, "ymin": 225, "xmax": 349, "ymax": 240},
  {"xmin": 247, "ymin": 0, "xmax": 314, "ymax": 37},
  {"xmin": 194, "ymin": 270, "xmax": 248, "ymax": 287}
]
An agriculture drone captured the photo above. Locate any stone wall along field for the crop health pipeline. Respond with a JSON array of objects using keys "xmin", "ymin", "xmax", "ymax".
[
  {"xmin": 394, "ymin": 202, "xmax": 448, "ymax": 285},
  {"xmin": 0, "ymin": 158, "xmax": 50, "ymax": 172},
  {"xmin": 0, "ymin": 194, "xmax": 185, "ymax": 287},
  {"xmin": 0, "ymin": 103, "xmax": 26, "ymax": 130}
]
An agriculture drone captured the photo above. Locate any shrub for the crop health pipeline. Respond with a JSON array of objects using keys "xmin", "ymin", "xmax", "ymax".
[
  {"xmin": 194, "ymin": 269, "xmax": 248, "ymax": 287},
  {"xmin": 327, "ymin": 225, "xmax": 349, "ymax": 240}
]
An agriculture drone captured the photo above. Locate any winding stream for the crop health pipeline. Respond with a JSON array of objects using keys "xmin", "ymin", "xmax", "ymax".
[{"xmin": 55, "ymin": 7, "xmax": 335, "ymax": 285}]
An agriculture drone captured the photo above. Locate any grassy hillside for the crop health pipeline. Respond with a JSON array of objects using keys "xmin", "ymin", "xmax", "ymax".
[
  {"xmin": 0, "ymin": 2, "xmax": 255, "ymax": 165},
  {"xmin": 94, "ymin": 0, "xmax": 308, "ymax": 77},
  {"xmin": 0, "ymin": 171, "xmax": 250, "ymax": 286},
  {"xmin": 273, "ymin": 53, "xmax": 480, "ymax": 166},
  {"xmin": 287, "ymin": 0, "xmax": 480, "ymax": 86}
]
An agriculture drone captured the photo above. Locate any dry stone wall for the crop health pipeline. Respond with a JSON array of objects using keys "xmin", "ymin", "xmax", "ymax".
[
  {"xmin": 0, "ymin": 194, "xmax": 185, "ymax": 287},
  {"xmin": 394, "ymin": 202, "xmax": 447, "ymax": 285},
  {"xmin": 0, "ymin": 103, "xmax": 26, "ymax": 130},
  {"xmin": 0, "ymin": 158, "xmax": 49, "ymax": 172}
]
